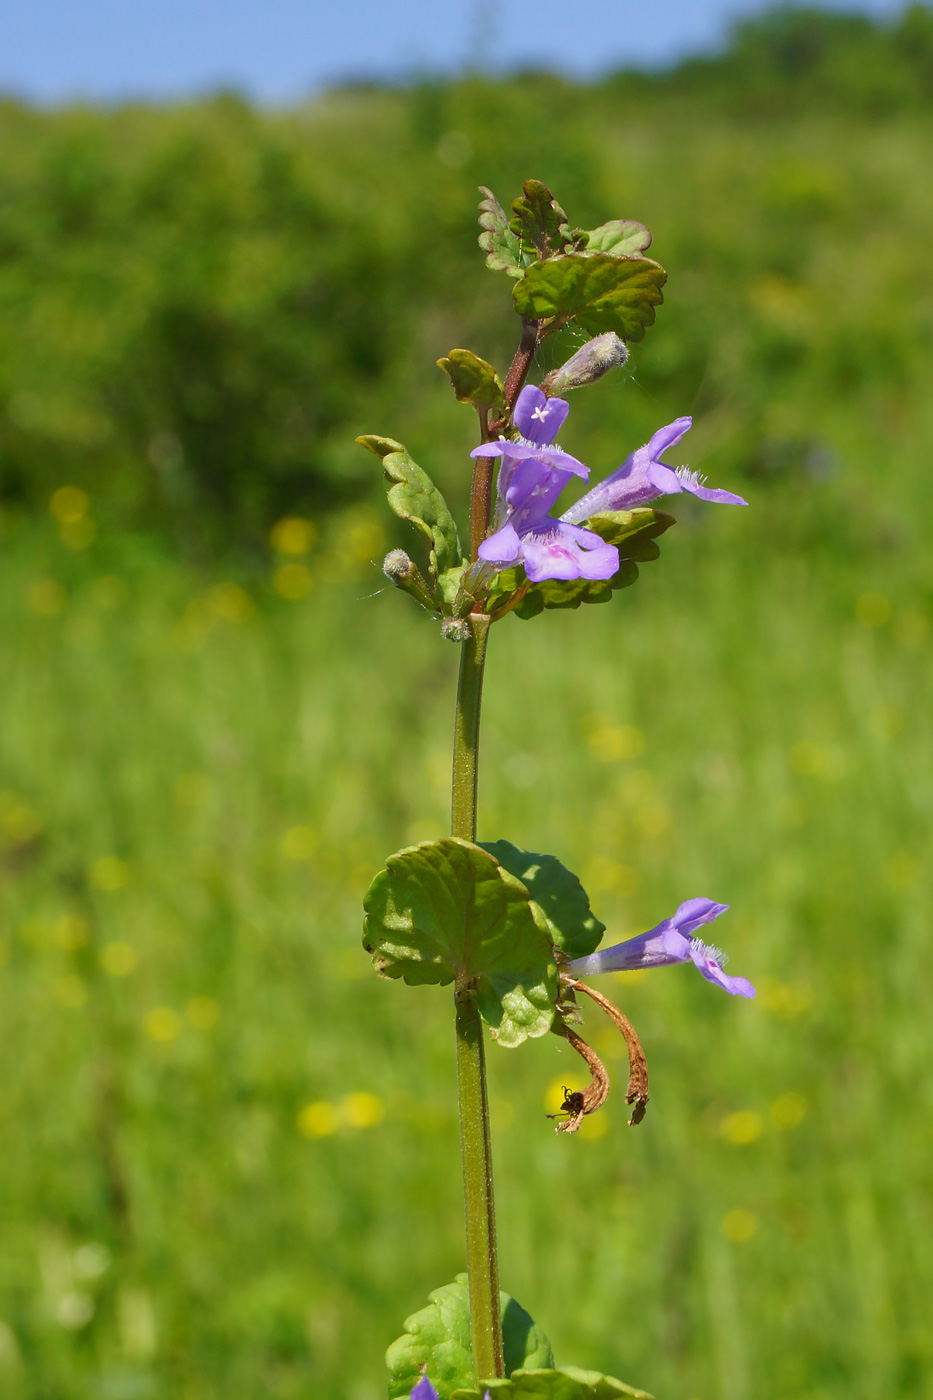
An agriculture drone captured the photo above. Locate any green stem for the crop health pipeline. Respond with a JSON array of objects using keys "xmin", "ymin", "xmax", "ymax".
[
  {"xmin": 451, "ymin": 614, "xmax": 490, "ymax": 844},
  {"xmin": 450, "ymin": 613, "xmax": 504, "ymax": 1384}
]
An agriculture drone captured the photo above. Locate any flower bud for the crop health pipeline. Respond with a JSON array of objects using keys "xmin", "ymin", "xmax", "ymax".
[
  {"xmin": 382, "ymin": 550, "xmax": 439, "ymax": 612},
  {"xmin": 542, "ymin": 333, "xmax": 628, "ymax": 395},
  {"xmin": 440, "ymin": 617, "xmax": 471, "ymax": 643},
  {"xmin": 383, "ymin": 549, "xmax": 414, "ymax": 581}
]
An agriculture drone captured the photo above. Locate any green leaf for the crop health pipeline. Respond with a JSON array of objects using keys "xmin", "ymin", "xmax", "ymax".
[
  {"xmin": 438, "ymin": 563, "xmax": 467, "ymax": 611},
  {"xmin": 582, "ymin": 220, "xmax": 652, "ymax": 258},
  {"xmin": 452, "ymin": 1366, "xmax": 655, "ymax": 1400},
  {"xmin": 512, "ymin": 254, "xmax": 667, "ymax": 341},
  {"xmin": 478, "ymin": 186, "xmax": 525, "ymax": 278},
  {"xmin": 480, "ymin": 841, "xmax": 605, "ymax": 961},
  {"xmin": 356, "ymin": 435, "xmax": 463, "ymax": 583},
  {"xmin": 438, "ymin": 349, "xmax": 506, "ymax": 415},
  {"xmin": 487, "ymin": 510, "xmax": 675, "ymax": 619},
  {"xmin": 362, "ymin": 839, "xmax": 558, "ymax": 1047},
  {"xmin": 509, "ymin": 180, "xmax": 571, "ymax": 262},
  {"xmin": 387, "ymin": 1275, "xmax": 554, "ymax": 1400}
]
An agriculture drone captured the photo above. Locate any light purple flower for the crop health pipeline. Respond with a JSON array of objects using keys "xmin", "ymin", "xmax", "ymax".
[
  {"xmin": 470, "ymin": 385, "xmax": 619, "ymax": 584},
  {"xmin": 561, "ymin": 417, "xmax": 747, "ymax": 525},
  {"xmin": 566, "ymin": 898, "xmax": 755, "ymax": 998}
]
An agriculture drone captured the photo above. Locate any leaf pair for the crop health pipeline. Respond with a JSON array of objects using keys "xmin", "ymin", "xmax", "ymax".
[
  {"xmin": 362, "ymin": 838, "xmax": 604, "ymax": 1047},
  {"xmin": 387, "ymin": 1275, "xmax": 654, "ymax": 1400},
  {"xmin": 487, "ymin": 509, "xmax": 676, "ymax": 620},
  {"xmin": 386, "ymin": 1275, "xmax": 553, "ymax": 1399}
]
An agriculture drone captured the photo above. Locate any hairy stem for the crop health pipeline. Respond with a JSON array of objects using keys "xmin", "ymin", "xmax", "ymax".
[
  {"xmin": 502, "ymin": 317, "xmax": 540, "ymax": 412},
  {"xmin": 450, "ymin": 613, "xmax": 503, "ymax": 1382},
  {"xmin": 455, "ymin": 985, "xmax": 503, "ymax": 1382},
  {"xmin": 451, "ymin": 614, "xmax": 490, "ymax": 843},
  {"xmin": 469, "ymin": 458, "xmax": 496, "ymax": 562}
]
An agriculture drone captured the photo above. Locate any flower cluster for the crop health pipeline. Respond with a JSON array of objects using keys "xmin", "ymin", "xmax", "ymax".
[
  {"xmin": 471, "ymin": 386, "xmax": 746, "ymax": 586},
  {"xmin": 566, "ymin": 897, "xmax": 755, "ymax": 998}
]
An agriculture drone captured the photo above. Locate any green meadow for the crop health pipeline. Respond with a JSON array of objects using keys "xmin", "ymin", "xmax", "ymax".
[{"xmin": 1, "ymin": 9, "xmax": 932, "ymax": 1398}]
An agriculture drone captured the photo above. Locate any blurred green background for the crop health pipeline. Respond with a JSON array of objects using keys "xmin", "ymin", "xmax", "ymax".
[{"xmin": 1, "ymin": 7, "xmax": 932, "ymax": 1399}]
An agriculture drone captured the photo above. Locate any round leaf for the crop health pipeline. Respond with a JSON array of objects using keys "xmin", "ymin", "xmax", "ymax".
[
  {"xmin": 480, "ymin": 841, "xmax": 605, "ymax": 961},
  {"xmin": 363, "ymin": 839, "xmax": 558, "ymax": 1046}
]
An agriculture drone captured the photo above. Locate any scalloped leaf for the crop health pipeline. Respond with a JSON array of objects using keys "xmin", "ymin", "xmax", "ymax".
[
  {"xmin": 438, "ymin": 349, "xmax": 506, "ymax": 415},
  {"xmin": 486, "ymin": 510, "xmax": 675, "ymax": 619},
  {"xmin": 512, "ymin": 254, "xmax": 667, "ymax": 341},
  {"xmin": 478, "ymin": 186, "xmax": 525, "ymax": 277},
  {"xmin": 356, "ymin": 435, "xmax": 463, "ymax": 584},
  {"xmin": 509, "ymin": 180, "xmax": 571, "ymax": 262},
  {"xmin": 362, "ymin": 839, "xmax": 558, "ymax": 1047},
  {"xmin": 387, "ymin": 1275, "xmax": 554, "ymax": 1400},
  {"xmin": 582, "ymin": 220, "xmax": 652, "ymax": 257},
  {"xmin": 453, "ymin": 1366, "xmax": 655, "ymax": 1400},
  {"xmin": 480, "ymin": 841, "xmax": 605, "ymax": 961}
]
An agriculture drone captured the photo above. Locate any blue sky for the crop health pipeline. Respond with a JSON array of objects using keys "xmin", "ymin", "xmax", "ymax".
[{"xmin": 1, "ymin": 0, "xmax": 913, "ymax": 104}]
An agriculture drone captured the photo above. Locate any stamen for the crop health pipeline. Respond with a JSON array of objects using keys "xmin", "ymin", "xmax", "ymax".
[{"xmin": 691, "ymin": 937, "xmax": 728, "ymax": 967}]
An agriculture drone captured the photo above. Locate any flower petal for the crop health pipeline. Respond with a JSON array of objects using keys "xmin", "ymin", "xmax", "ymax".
[
  {"xmin": 689, "ymin": 943, "xmax": 756, "ymax": 998},
  {"xmin": 520, "ymin": 522, "xmax": 619, "ymax": 583},
  {"xmin": 478, "ymin": 521, "xmax": 522, "ymax": 565},
  {"xmin": 513, "ymin": 385, "xmax": 569, "ymax": 445},
  {"xmin": 471, "ymin": 439, "xmax": 588, "ymax": 478},
  {"xmin": 670, "ymin": 898, "xmax": 730, "ymax": 938},
  {"xmin": 682, "ymin": 480, "xmax": 748, "ymax": 506},
  {"xmin": 645, "ymin": 416, "xmax": 692, "ymax": 458}
]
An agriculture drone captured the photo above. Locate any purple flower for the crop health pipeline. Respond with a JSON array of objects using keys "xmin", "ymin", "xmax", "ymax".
[
  {"xmin": 561, "ymin": 417, "xmax": 747, "ymax": 525},
  {"xmin": 566, "ymin": 898, "xmax": 755, "ymax": 998},
  {"xmin": 410, "ymin": 1378, "xmax": 440, "ymax": 1400},
  {"xmin": 470, "ymin": 386, "xmax": 619, "ymax": 584}
]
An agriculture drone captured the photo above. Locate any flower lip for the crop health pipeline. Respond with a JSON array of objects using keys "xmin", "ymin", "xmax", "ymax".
[
  {"xmin": 513, "ymin": 384, "xmax": 569, "ymax": 445},
  {"xmin": 470, "ymin": 436, "xmax": 589, "ymax": 479},
  {"xmin": 470, "ymin": 386, "xmax": 586, "ymax": 478}
]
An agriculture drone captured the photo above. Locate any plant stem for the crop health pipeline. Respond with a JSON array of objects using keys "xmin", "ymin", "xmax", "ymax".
[
  {"xmin": 502, "ymin": 317, "xmax": 540, "ymax": 413},
  {"xmin": 450, "ymin": 613, "xmax": 504, "ymax": 1383},
  {"xmin": 451, "ymin": 614, "xmax": 490, "ymax": 844}
]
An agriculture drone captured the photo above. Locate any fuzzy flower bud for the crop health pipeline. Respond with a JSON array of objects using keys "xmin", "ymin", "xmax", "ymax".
[
  {"xmin": 542, "ymin": 333, "xmax": 628, "ymax": 395},
  {"xmin": 382, "ymin": 550, "xmax": 440, "ymax": 612},
  {"xmin": 440, "ymin": 617, "xmax": 471, "ymax": 643},
  {"xmin": 383, "ymin": 549, "xmax": 414, "ymax": 581}
]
